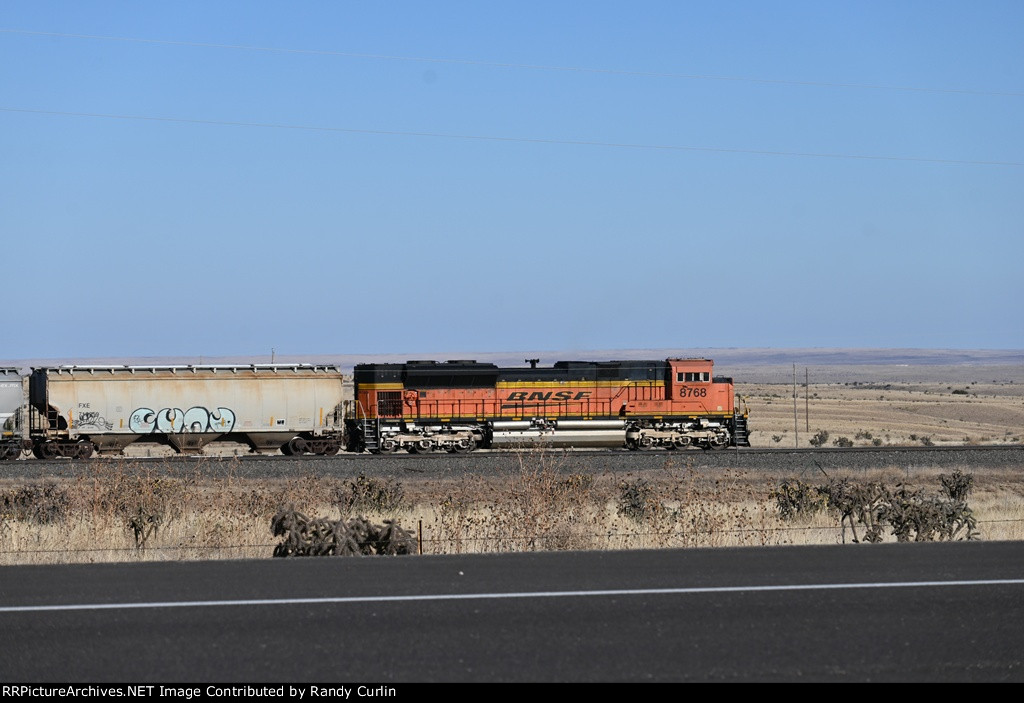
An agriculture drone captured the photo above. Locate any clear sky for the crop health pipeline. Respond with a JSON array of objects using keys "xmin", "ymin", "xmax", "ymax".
[{"xmin": 2, "ymin": 1, "xmax": 1022, "ymax": 359}]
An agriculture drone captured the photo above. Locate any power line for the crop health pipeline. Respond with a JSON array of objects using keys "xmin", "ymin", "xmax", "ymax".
[
  {"xmin": 2, "ymin": 106, "xmax": 1021, "ymax": 167},
  {"xmin": 3, "ymin": 28, "xmax": 1022, "ymax": 98}
]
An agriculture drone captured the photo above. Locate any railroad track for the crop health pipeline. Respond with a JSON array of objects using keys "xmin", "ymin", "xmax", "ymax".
[{"xmin": 3, "ymin": 444, "xmax": 1021, "ymax": 480}]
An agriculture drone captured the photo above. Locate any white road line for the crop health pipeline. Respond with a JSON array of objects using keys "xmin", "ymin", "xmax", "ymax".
[{"xmin": 2, "ymin": 579, "xmax": 1022, "ymax": 613}]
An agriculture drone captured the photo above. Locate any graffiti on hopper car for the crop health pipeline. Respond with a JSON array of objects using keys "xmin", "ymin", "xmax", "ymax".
[
  {"xmin": 75, "ymin": 411, "xmax": 113, "ymax": 431},
  {"xmin": 128, "ymin": 406, "xmax": 236, "ymax": 434}
]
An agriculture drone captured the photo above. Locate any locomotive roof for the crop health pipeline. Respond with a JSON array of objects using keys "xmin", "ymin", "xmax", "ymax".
[{"xmin": 354, "ymin": 358, "xmax": 680, "ymax": 387}]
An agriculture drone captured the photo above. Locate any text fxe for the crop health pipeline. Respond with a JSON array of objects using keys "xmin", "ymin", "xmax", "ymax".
[{"xmin": 128, "ymin": 406, "xmax": 236, "ymax": 434}]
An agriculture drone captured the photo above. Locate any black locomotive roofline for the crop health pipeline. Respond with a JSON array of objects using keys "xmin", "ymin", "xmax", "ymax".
[{"xmin": 353, "ymin": 359, "xmax": 719, "ymax": 388}]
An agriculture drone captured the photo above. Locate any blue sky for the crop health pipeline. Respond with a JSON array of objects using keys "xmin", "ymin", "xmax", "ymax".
[{"xmin": 2, "ymin": 1, "xmax": 1022, "ymax": 359}]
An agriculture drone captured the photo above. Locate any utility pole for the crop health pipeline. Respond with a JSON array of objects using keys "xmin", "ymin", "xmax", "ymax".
[
  {"xmin": 805, "ymin": 367, "xmax": 810, "ymax": 432},
  {"xmin": 793, "ymin": 364, "xmax": 799, "ymax": 447}
]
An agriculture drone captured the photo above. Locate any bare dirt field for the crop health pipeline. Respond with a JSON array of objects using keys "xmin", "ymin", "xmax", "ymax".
[{"xmin": 736, "ymin": 363, "xmax": 1024, "ymax": 448}]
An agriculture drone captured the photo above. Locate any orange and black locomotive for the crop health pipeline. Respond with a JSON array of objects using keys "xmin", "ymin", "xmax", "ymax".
[{"xmin": 348, "ymin": 358, "xmax": 750, "ymax": 452}]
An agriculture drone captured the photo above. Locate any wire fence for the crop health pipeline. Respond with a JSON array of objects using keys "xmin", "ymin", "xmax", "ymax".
[{"xmin": 2, "ymin": 516, "xmax": 1022, "ymax": 564}]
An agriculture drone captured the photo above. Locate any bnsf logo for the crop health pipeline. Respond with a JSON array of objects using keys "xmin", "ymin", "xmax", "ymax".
[{"xmin": 505, "ymin": 391, "xmax": 591, "ymax": 401}]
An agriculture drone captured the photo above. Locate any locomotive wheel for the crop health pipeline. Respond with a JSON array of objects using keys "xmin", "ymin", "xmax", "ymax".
[
  {"xmin": 380, "ymin": 439, "xmax": 399, "ymax": 453},
  {"xmin": 638, "ymin": 436, "xmax": 655, "ymax": 450},
  {"xmin": 454, "ymin": 439, "xmax": 475, "ymax": 454}
]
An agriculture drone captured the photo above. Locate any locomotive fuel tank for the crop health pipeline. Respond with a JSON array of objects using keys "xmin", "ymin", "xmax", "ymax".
[
  {"xmin": 28, "ymin": 364, "xmax": 348, "ymax": 458},
  {"xmin": 490, "ymin": 419, "xmax": 626, "ymax": 447}
]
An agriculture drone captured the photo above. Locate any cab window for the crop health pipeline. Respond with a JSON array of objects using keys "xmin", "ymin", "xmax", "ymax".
[{"xmin": 677, "ymin": 372, "xmax": 710, "ymax": 382}]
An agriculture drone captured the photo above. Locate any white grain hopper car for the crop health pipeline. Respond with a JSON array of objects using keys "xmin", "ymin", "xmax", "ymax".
[
  {"xmin": 25, "ymin": 364, "xmax": 348, "ymax": 459},
  {"xmin": 1, "ymin": 367, "xmax": 28, "ymax": 459}
]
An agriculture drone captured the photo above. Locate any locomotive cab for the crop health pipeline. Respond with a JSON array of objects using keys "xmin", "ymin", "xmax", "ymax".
[
  {"xmin": 666, "ymin": 358, "xmax": 733, "ymax": 414},
  {"xmin": 667, "ymin": 359, "xmax": 713, "ymax": 401}
]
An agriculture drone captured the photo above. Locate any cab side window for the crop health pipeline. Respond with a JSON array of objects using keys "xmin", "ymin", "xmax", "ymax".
[{"xmin": 677, "ymin": 372, "xmax": 710, "ymax": 382}]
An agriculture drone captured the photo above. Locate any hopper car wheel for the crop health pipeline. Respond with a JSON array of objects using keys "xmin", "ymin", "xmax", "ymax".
[
  {"xmin": 76, "ymin": 442, "xmax": 95, "ymax": 459},
  {"xmin": 321, "ymin": 441, "xmax": 340, "ymax": 456},
  {"xmin": 38, "ymin": 442, "xmax": 61, "ymax": 460},
  {"xmin": 286, "ymin": 437, "xmax": 308, "ymax": 456}
]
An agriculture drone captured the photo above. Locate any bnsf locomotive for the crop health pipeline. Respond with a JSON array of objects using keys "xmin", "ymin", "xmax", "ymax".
[
  {"xmin": 1, "ymin": 357, "xmax": 749, "ymax": 459},
  {"xmin": 348, "ymin": 357, "xmax": 749, "ymax": 453}
]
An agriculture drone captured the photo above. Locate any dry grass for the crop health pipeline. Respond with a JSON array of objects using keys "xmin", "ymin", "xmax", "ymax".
[
  {"xmin": 2, "ymin": 453, "xmax": 1022, "ymax": 565},
  {"xmin": 740, "ymin": 375, "xmax": 1024, "ymax": 448}
]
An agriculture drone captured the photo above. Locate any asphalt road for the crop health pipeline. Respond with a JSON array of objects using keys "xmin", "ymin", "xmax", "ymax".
[{"xmin": 1, "ymin": 542, "xmax": 1022, "ymax": 682}]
